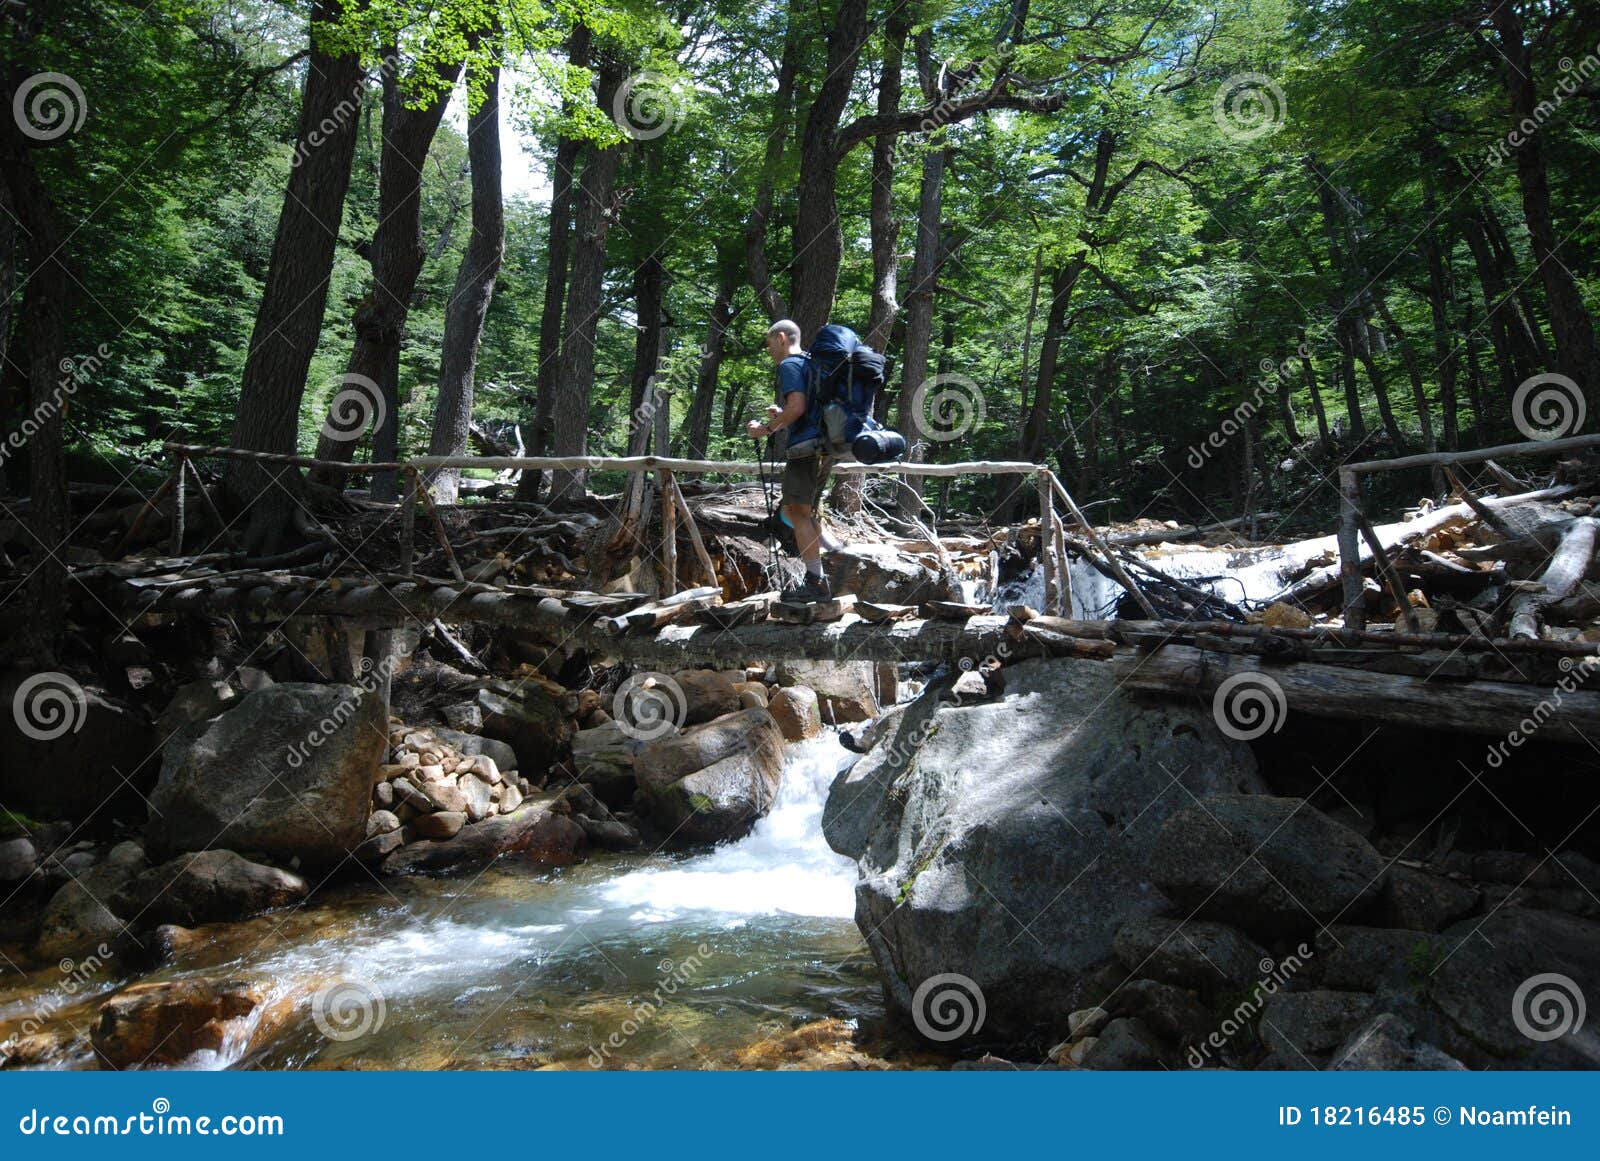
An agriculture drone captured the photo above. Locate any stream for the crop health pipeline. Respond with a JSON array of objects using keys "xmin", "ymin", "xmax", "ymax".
[{"xmin": 1, "ymin": 735, "xmax": 897, "ymax": 1070}]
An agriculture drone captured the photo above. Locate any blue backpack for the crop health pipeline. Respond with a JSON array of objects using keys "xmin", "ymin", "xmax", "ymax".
[{"xmin": 786, "ymin": 324, "xmax": 894, "ymax": 460}]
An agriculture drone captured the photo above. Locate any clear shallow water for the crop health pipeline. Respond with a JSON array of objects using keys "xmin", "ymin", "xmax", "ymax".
[{"xmin": 2, "ymin": 737, "xmax": 899, "ymax": 1070}]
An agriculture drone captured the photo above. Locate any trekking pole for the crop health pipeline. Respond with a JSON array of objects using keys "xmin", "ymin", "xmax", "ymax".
[{"xmin": 755, "ymin": 436, "xmax": 782, "ymax": 586}]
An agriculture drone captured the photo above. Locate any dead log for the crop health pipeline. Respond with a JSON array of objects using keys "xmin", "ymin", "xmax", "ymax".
[{"xmin": 1508, "ymin": 517, "xmax": 1599, "ymax": 639}]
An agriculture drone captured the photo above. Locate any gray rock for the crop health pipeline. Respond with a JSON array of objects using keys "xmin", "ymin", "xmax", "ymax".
[
  {"xmin": 459, "ymin": 774, "xmax": 495, "ymax": 822},
  {"xmin": 1081, "ymin": 1017, "xmax": 1165, "ymax": 1069},
  {"xmin": 477, "ymin": 688, "xmax": 572, "ymax": 776},
  {"xmin": 61, "ymin": 851, "xmax": 97, "ymax": 874},
  {"xmin": 390, "ymin": 776, "xmax": 432, "ymax": 813},
  {"xmin": 635, "ymin": 709, "xmax": 785, "ymax": 844},
  {"xmin": 825, "ymin": 543, "xmax": 946, "ymax": 606},
  {"xmin": 670, "ymin": 669, "xmax": 745, "ymax": 725},
  {"xmin": 422, "ymin": 779, "xmax": 467, "ymax": 814},
  {"xmin": 0, "ymin": 836, "xmax": 37, "ymax": 881},
  {"xmin": 1330, "ymin": 1013, "xmax": 1466, "ymax": 1070},
  {"xmin": 372, "ymin": 781, "xmax": 394, "ymax": 809},
  {"xmin": 768, "ymin": 686, "xmax": 822, "ymax": 742},
  {"xmin": 442, "ymin": 701, "xmax": 483, "ymax": 731},
  {"xmin": 354, "ymin": 830, "xmax": 404, "ymax": 862},
  {"xmin": 577, "ymin": 813, "xmax": 643, "ymax": 850},
  {"xmin": 822, "ymin": 701, "xmax": 919, "ymax": 860},
  {"xmin": 1150, "ymin": 795, "xmax": 1387, "ymax": 934},
  {"xmin": 835, "ymin": 659, "xmax": 1264, "ymax": 1042},
  {"xmin": 1418, "ymin": 908, "xmax": 1600, "ymax": 1067},
  {"xmin": 1111, "ymin": 979, "xmax": 1214, "ymax": 1045},
  {"xmin": 381, "ymin": 800, "xmax": 585, "ymax": 874},
  {"xmin": 34, "ymin": 880, "xmax": 127, "ymax": 958},
  {"xmin": 499, "ymin": 782, "xmax": 523, "ymax": 813},
  {"xmin": 432, "ymin": 727, "xmax": 518, "ymax": 774},
  {"xmin": 1259, "ymin": 990, "xmax": 1374, "ymax": 1062},
  {"xmin": 1316, "ymin": 926, "xmax": 1439, "ymax": 991},
  {"xmin": 366, "ymin": 810, "xmax": 401, "ymax": 837},
  {"xmin": 1114, "ymin": 916, "xmax": 1268, "ymax": 990},
  {"xmin": 571, "ymin": 720, "xmax": 642, "ymax": 807},
  {"xmin": 0, "ymin": 676, "xmax": 158, "ymax": 820},
  {"xmin": 147, "ymin": 683, "xmax": 386, "ymax": 866},
  {"xmin": 157, "ymin": 679, "xmax": 237, "ymax": 734},
  {"xmin": 775, "ymin": 660, "xmax": 877, "ymax": 723},
  {"xmin": 1376, "ymin": 865, "xmax": 1479, "ymax": 932},
  {"xmin": 111, "ymin": 849, "xmax": 307, "ymax": 927},
  {"xmin": 412, "ymin": 810, "xmax": 467, "ymax": 839}
]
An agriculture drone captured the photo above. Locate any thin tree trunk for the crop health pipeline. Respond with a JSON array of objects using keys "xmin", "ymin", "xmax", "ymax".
[
  {"xmin": 1298, "ymin": 334, "xmax": 1332, "ymax": 455},
  {"xmin": 744, "ymin": 0, "xmax": 803, "ymax": 321},
  {"xmin": 1421, "ymin": 192, "xmax": 1460, "ymax": 450},
  {"xmin": 1373, "ymin": 293, "xmax": 1440, "ymax": 491},
  {"xmin": 0, "ymin": 113, "xmax": 68, "ymax": 656},
  {"xmin": 547, "ymin": 61, "xmax": 626, "ymax": 502},
  {"xmin": 312, "ymin": 45, "xmax": 460, "ymax": 499},
  {"xmin": 226, "ymin": 0, "xmax": 366, "ymax": 552},
  {"xmin": 520, "ymin": 25, "xmax": 591, "ymax": 501},
  {"xmin": 683, "ymin": 268, "xmax": 737, "ymax": 459},
  {"xmin": 789, "ymin": 0, "xmax": 870, "ymax": 339},
  {"xmin": 1490, "ymin": 3, "xmax": 1600, "ymax": 404},
  {"xmin": 427, "ymin": 46, "xmax": 504, "ymax": 505},
  {"xmin": 628, "ymin": 250, "xmax": 667, "ymax": 450},
  {"xmin": 865, "ymin": 7, "xmax": 911, "ymax": 351}
]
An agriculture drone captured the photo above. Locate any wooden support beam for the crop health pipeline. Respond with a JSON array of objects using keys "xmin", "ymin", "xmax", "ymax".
[
  {"xmin": 1115, "ymin": 643, "xmax": 1600, "ymax": 743},
  {"xmin": 669, "ymin": 473, "xmax": 719, "ymax": 590},
  {"xmin": 400, "ymin": 468, "xmax": 418, "ymax": 578},
  {"xmin": 1046, "ymin": 471, "xmax": 1159, "ymax": 619},
  {"xmin": 1355, "ymin": 509, "xmax": 1419, "ymax": 632},
  {"xmin": 658, "ymin": 468, "xmax": 678, "ymax": 595},
  {"xmin": 168, "ymin": 453, "xmax": 186, "ymax": 556},
  {"xmin": 416, "ymin": 476, "xmax": 466, "ymax": 582},
  {"xmin": 1337, "ymin": 467, "xmax": 1367, "ymax": 631}
]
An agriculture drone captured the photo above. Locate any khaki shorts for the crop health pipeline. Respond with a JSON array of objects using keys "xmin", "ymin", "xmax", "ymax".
[{"xmin": 781, "ymin": 454, "xmax": 831, "ymax": 509}]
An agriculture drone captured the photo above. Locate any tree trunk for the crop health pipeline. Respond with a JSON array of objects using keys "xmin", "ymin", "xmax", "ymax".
[
  {"xmin": 226, "ymin": 0, "xmax": 366, "ymax": 551},
  {"xmin": 547, "ymin": 61, "xmax": 627, "ymax": 503},
  {"xmin": 627, "ymin": 250, "xmax": 668, "ymax": 450},
  {"xmin": 683, "ymin": 268, "xmax": 737, "ymax": 459},
  {"xmin": 788, "ymin": 0, "xmax": 870, "ymax": 339},
  {"xmin": 519, "ymin": 25, "xmax": 591, "ymax": 501},
  {"xmin": 744, "ymin": 0, "xmax": 803, "ymax": 321},
  {"xmin": 864, "ymin": 7, "xmax": 911, "ymax": 351},
  {"xmin": 0, "ymin": 112, "xmax": 68, "ymax": 656},
  {"xmin": 312, "ymin": 46, "xmax": 460, "ymax": 499},
  {"xmin": 1490, "ymin": 3, "xmax": 1600, "ymax": 405},
  {"xmin": 427, "ymin": 48, "xmax": 504, "ymax": 505},
  {"xmin": 1298, "ymin": 335, "xmax": 1333, "ymax": 455},
  {"xmin": 1421, "ymin": 194, "xmax": 1460, "ymax": 450},
  {"xmin": 1372, "ymin": 292, "xmax": 1440, "ymax": 490}
]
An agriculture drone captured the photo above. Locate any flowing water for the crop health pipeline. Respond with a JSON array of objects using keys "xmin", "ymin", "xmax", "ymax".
[{"xmin": 1, "ymin": 736, "xmax": 902, "ymax": 1070}]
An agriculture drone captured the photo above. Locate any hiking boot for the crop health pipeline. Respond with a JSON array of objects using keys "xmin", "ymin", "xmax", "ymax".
[{"xmin": 781, "ymin": 574, "xmax": 833, "ymax": 604}]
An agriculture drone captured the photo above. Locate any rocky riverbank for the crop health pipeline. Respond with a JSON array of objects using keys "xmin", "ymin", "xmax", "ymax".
[{"xmin": 822, "ymin": 658, "xmax": 1600, "ymax": 1070}]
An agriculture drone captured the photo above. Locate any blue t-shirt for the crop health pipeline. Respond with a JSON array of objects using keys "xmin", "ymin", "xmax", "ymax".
[{"xmin": 777, "ymin": 353, "xmax": 816, "ymax": 444}]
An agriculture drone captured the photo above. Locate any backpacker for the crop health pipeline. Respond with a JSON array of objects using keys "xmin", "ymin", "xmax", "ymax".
[{"xmin": 785, "ymin": 323, "xmax": 905, "ymax": 464}]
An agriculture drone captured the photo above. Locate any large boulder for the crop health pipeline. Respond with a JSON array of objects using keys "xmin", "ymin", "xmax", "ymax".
[
  {"xmin": 0, "ymin": 673, "xmax": 157, "ymax": 820},
  {"xmin": 825, "ymin": 543, "xmax": 947, "ymax": 606},
  {"xmin": 635, "ymin": 708, "xmax": 785, "ymax": 844},
  {"xmin": 477, "ymin": 687, "xmax": 572, "ymax": 776},
  {"xmin": 111, "ymin": 850, "xmax": 307, "ymax": 927},
  {"xmin": 32, "ymin": 840, "xmax": 148, "ymax": 958},
  {"xmin": 1149, "ymin": 796, "xmax": 1388, "ymax": 935},
  {"xmin": 571, "ymin": 720, "xmax": 643, "ymax": 806},
  {"xmin": 670, "ymin": 670, "xmax": 745, "ymax": 725},
  {"xmin": 829, "ymin": 659, "xmax": 1264, "ymax": 1043},
  {"xmin": 1330, "ymin": 1013, "xmax": 1466, "ymax": 1070},
  {"xmin": 380, "ymin": 797, "xmax": 585, "ymax": 874},
  {"xmin": 92, "ymin": 976, "xmax": 306, "ymax": 1069},
  {"xmin": 768, "ymin": 686, "xmax": 822, "ymax": 742},
  {"xmin": 146, "ymin": 683, "xmax": 386, "ymax": 866},
  {"xmin": 775, "ymin": 660, "xmax": 877, "ymax": 724}
]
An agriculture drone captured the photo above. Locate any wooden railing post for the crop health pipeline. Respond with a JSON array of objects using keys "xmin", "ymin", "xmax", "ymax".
[
  {"xmin": 168, "ymin": 451, "xmax": 187, "ymax": 555},
  {"xmin": 1036, "ymin": 469, "xmax": 1058, "ymax": 613},
  {"xmin": 401, "ymin": 466, "xmax": 418, "ymax": 578},
  {"xmin": 1337, "ymin": 467, "xmax": 1366, "ymax": 631},
  {"xmin": 658, "ymin": 468, "xmax": 678, "ymax": 595}
]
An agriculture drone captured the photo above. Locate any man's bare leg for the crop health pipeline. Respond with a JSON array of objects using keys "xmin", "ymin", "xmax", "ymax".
[{"xmin": 783, "ymin": 503, "xmax": 822, "ymax": 565}]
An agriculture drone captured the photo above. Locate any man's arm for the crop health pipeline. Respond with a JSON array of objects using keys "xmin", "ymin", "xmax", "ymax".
[{"xmin": 747, "ymin": 391, "xmax": 807, "ymax": 438}]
